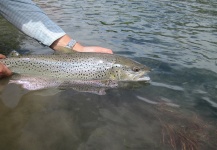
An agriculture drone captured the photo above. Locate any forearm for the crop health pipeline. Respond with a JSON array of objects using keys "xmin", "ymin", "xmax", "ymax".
[
  {"xmin": 0, "ymin": 0, "xmax": 113, "ymax": 54},
  {"xmin": 0, "ymin": 0, "xmax": 66, "ymax": 46}
]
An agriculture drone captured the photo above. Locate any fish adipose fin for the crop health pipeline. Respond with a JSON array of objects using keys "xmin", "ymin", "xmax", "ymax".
[{"xmin": 8, "ymin": 50, "xmax": 21, "ymax": 57}]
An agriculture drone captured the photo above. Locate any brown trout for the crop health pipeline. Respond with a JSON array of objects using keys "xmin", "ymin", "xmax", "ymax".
[{"xmin": 0, "ymin": 50, "xmax": 150, "ymax": 92}]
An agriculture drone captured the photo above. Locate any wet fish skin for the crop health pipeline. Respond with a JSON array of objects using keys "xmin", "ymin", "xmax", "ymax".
[
  {"xmin": 0, "ymin": 51, "xmax": 151, "ymax": 95},
  {"xmin": 0, "ymin": 51, "xmax": 150, "ymax": 82}
]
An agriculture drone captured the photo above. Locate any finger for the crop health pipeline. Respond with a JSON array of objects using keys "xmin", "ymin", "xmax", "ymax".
[
  {"xmin": 100, "ymin": 48, "xmax": 113, "ymax": 54},
  {"xmin": 0, "ymin": 64, "xmax": 12, "ymax": 77},
  {"xmin": 0, "ymin": 54, "xmax": 6, "ymax": 59},
  {"xmin": 84, "ymin": 47, "xmax": 113, "ymax": 54},
  {"xmin": 3, "ymin": 66, "xmax": 12, "ymax": 76}
]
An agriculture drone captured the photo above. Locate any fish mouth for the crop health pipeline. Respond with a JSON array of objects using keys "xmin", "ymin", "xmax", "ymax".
[
  {"xmin": 133, "ymin": 72, "xmax": 150, "ymax": 81},
  {"xmin": 136, "ymin": 75, "xmax": 150, "ymax": 81}
]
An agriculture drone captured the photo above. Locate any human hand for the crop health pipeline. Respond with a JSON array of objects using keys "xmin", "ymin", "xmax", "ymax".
[
  {"xmin": 74, "ymin": 45, "xmax": 113, "ymax": 54},
  {"xmin": 50, "ymin": 35, "xmax": 113, "ymax": 54},
  {"xmin": 0, "ymin": 54, "xmax": 12, "ymax": 78}
]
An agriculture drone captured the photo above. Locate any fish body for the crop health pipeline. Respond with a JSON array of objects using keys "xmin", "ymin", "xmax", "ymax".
[{"xmin": 0, "ymin": 51, "xmax": 150, "ymax": 93}]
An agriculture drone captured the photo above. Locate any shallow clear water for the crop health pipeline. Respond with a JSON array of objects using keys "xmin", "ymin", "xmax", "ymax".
[{"xmin": 0, "ymin": 0, "xmax": 217, "ymax": 150}]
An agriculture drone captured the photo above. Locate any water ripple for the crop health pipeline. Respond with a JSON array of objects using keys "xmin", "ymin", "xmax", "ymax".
[{"xmin": 36, "ymin": 0, "xmax": 217, "ymax": 72}]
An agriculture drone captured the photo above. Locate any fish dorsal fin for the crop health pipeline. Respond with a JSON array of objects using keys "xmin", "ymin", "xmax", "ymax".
[{"xmin": 8, "ymin": 50, "xmax": 21, "ymax": 57}]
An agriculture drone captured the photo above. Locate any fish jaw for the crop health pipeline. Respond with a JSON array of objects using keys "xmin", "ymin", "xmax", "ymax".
[
  {"xmin": 112, "ymin": 68, "xmax": 150, "ymax": 82},
  {"xmin": 132, "ymin": 71, "xmax": 150, "ymax": 81},
  {"xmin": 135, "ymin": 75, "xmax": 150, "ymax": 81}
]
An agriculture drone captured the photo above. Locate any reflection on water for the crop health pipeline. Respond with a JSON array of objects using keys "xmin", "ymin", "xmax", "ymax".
[{"xmin": 0, "ymin": 0, "xmax": 217, "ymax": 150}]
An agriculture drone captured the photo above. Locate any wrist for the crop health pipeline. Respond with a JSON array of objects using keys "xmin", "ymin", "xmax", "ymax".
[
  {"xmin": 72, "ymin": 42, "xmax": 84, "ymax": 52},
  {"xmin": 50, "ymin": 34, "xmax": 84, "ymax": 52},
  {"xmin": 65, "ymin": 39, "xmax": 77, "ymax": 49},
  {"xmin": 50, "ymin": 34, "xmax": 71, "ymax": 51}
]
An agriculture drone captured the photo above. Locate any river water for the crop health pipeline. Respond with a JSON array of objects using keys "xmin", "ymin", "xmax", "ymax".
[{"xmin": 0, "ymin": 0, "xmax": 217, "ymax": 150}]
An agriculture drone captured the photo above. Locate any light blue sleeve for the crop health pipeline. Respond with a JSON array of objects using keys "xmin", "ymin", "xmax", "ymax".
[{"xmin": 0, "ymin": 0, "xmax": 66, "ymax": 46}]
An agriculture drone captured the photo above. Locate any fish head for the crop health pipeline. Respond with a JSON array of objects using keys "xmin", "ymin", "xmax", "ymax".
[{"xmin": 110, "ymin": 56, "xmax": 150, "ymax": 81}]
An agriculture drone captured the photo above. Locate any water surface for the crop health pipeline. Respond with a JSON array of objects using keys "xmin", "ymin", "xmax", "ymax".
[{"xmin": 0, "ymin": 0, "xmax": 217, "ymax": 150}]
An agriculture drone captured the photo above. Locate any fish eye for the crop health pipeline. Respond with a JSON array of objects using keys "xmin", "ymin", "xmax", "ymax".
[{"xmin": 133, "ymin": 67, "xmax": 140, "ymax": 72}]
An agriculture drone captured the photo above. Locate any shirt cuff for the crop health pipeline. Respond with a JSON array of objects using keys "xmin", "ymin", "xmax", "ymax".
[{"xmin": 0, "ymin": 0, "xmax": 67, "ymax": 46}]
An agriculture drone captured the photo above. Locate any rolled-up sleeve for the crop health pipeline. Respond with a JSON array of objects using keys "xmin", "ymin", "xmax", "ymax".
[{"xmin": 0, "ymin": 0, "xmax": 66, "ymax": 46}]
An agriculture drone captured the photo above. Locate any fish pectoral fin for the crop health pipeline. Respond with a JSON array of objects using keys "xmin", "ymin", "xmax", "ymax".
[{"xmin": 97, "ymin": 80, "xmax": 118, "ymax": 88}]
